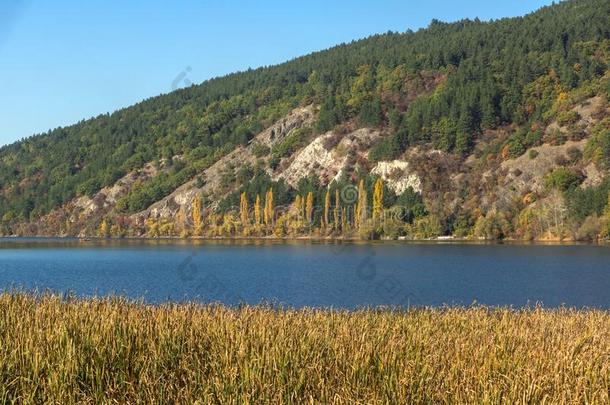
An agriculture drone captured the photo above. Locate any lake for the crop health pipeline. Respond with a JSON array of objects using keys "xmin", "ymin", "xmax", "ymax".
[{"xmin": 0, "ymin": 238, "xmax": 609, "ymax": 309}]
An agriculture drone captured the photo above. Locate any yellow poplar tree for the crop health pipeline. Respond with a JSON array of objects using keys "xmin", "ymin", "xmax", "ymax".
[
  {"xmin": 294, "ymin": 195, "xmax": 303, "ymax": 224},
  {"xmin": 146, "ymin": 219, "xmax": 160, "ymax": 238},
  {"xmin": 98, "ymin": 219, "xmax": 110, "ymax": 238},
  {"xmin": 602, "ymin": 191, "xmax": 610, "ymax": 237},
  {"xmin": 239, "ymin": 192, "xmax": 249, "ymax": 226},
  {"xmin": 305, "ymin": 192, "xmax": 314, "ymax": 224},
  {"xmin": 373, "ymin": 178, "xmax": 384, "ymax": 221},
  {"xmin": 355, "ymin": 180, "xmax": 367, "ymax": 228},
  {"xmin": 192, "ymin": 195, "xmax": 202, "ymax": 236},
  {"xmin": 264, "ymin": 188, "xmax": 274, "ymax": 227},
  {"xmin": 176, "ymin": 209, "xmax": 186, "ymax": 235},
  {"xmin": 324, "ymin": 190, "xmax": 330, "ymax": 228},
  {"xmin": 254, "ymin": 194, "xmax": 262, "ymax": 225},
  {"xmin": 334, "ymin": 189, "xmax": 340, "ymax": 231},
  {"xmin": 110, "ymin": 222, "xmax": 124, "ymax": 238}
]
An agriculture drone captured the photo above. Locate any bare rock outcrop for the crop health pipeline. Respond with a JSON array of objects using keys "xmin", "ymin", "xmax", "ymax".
[
  {"xmin": 274, "ymin": 128, "xmax": 381, "ymax": 187},
  {"xmin": 371, "ymin": 160, "xmax": 422, "ymax": 195}
]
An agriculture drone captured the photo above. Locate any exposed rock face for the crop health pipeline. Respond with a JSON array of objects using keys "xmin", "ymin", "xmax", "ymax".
[
  {"xmin": 16, "ymin": 94, "xmax": 609, "ymax": 238},
  {"xmin": 486, "ymin": 96, "xmax": 610, "ymax": 209},
  {"xmin": 274, "ymin": 128, "xmax": 381, "ymax": 187},
  {"xmin": 371, "ymin": 160, "xmax": 422, "ymax": 195},
  {"xmin": 257, "ymin": 105, "xmax": 316, "ymax": 147},
  {"xmin": 500, "ymin": 139, "xmax": 588, "ymax": 195},
  {"xmin": 132, "ymin": 105, "xmax": 317, "ymax": 221},
  {"xmin": 75, "ymin": 162, "xmax": 160, "ymax": 216},
  {"xmin": 582, "ymin": 163, "xmax": 604, "ymax": 188},
  {"xmin": 23, "ymin": 161, "xmax": 163, "ymax": 236}
]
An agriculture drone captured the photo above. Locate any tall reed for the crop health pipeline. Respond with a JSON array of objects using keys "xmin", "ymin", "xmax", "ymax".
[{"xmin": 0, "ymin": 293, "xmax": 608, "ymax": 404}]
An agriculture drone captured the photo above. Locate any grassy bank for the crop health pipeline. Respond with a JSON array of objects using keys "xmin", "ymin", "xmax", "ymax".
[{"xmin": 0, "ymin": 294, "xmax": 608, "ymax": 404}]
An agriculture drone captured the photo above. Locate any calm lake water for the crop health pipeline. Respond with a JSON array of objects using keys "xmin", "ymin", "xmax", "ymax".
[{"xmin": 0, "ymin": 238, "xmax": 609, "ymax": 309}]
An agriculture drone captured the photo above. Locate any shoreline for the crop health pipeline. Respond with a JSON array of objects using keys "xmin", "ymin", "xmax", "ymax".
[{"xmin": 1, "ymin": 234, "xmax": 609, "ymax": 246}]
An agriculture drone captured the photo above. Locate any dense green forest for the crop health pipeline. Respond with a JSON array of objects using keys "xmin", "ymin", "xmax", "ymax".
[{"xmin": 1, "ymin": 0, "xmax": 609, "ymax": 239}]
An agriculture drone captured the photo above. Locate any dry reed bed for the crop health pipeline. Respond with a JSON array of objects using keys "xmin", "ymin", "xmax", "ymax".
[{"xmin": 0, "ymin": 293, "xmax": 608, "ymax": 404}]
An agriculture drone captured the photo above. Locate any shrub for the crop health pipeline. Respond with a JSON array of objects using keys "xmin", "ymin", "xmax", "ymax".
[
  {"xmin": 269, "ymin": 155, "xmax": 280, "ymax": 170},
  {"xmin": 545, "ymin": 168, "xmax": 584, "ymax": 192},
  {"xmin": 584, "ymin": 126, "xmax": 610, "ymax": 169},
  {"xmin": 271, "ymin": 127, "xmax": 312, "ymax": 159},
  {"xmin": 474, "ymin": 211, "xmax": 511, "ymax": 240},
  {"xmin": 507, "ymin": 139, "xmax": 526, "ymax": 158},
  {"xmin": 544, "ymin": 128, "xmax": 567, "ymax": 146},
  {"xmin": 556, "ymin": 110, "xmax": 580, "ymax": 127},
  {"xmin": 529, "ymin": 149, "xmax": 539, "ymax": 159},
  {"xmin": 554, "ymin": 155, "xmax": 569, "ymax": 166},
  {"xmin": 576, "ymin": 215, "xmax": 601, "ymax": 241},
  {"xmin": 409, "ymin": 215, "xmax": 443, "ymax": 239},
  {"xmin": 567, "ymin": 125, "xmax": 587, "ymax": 141},
  {"xmin": 566, "ymin": 146, "xmax": 582, "ymax": 163},
  {"xmin": 524, "ymin": 130, "xmax": 543, "ymax": 147},
  {"xmin": 252, "ymin": 142, "xmax": 270, "ymax": 158}
]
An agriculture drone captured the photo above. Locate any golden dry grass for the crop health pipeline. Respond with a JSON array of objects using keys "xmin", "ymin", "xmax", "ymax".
[{"xmin": 0, "ymin": 293, "xmax": 608, "ymax": 404}]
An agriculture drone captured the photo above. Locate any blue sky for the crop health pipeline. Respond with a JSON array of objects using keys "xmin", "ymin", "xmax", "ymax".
[{"xmin": 0, "ymin": 0, "xmax": 554, "ymax": 146}]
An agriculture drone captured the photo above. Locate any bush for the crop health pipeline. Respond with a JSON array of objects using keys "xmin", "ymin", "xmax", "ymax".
[
  {"xmin": 251, "ymin": 142, "xmax": 270, "ymax": 158},
  {"xmin": 271, "ymin": 128, "xmax": 312, "ymax": 159},
  {"xmin": 529, "ymin": 149, "xmax": 539, "ymax": 159},
  {"xmin": 576, "ymin": 215, "xmax": 601, "ymax": 241},
  {"xmin": 544, "ymin": 128, "xmax": 567, "ymax": 146},
  {"xmin": 76, "ymin": 178, "xmax": 101, "ymax": 198},
  {"xmin": 525, "ymin": 130, "xmax": 543, "ymax": 147},
  {"xmin": 545, "ymin": 168, "xmax": 584, "ymax": 192},
  {"xmin": 474, "ymin": 211, "xmax": 511, "ymax": 240},
  {"xmin": 584, "ymin": 127, "xmax": 610, "ymax": 169},
  {"xmin": 409, "ymin": 215, "xmax": 443, "ymax": 239},
  {"xmin": 507, "ymin": 138, "xmax": 526, "ymax": 158},
  {"xmin": 567, "ymin": 125, "xmax": 587, "ymax": 141},
  {"xmin": 556, "ymin": 110, "xmax": 580, "ymax": 127},
  {"xmin": 566, "ymin": 146, "xmax": 582, "ymax": 163},
  {"xmin": 269, "ymin": 155, "xmax": 280, "ymax": 170},
  {"xmin": 554, "ymin": 155, "xmax": 569, "ymax": 166}
]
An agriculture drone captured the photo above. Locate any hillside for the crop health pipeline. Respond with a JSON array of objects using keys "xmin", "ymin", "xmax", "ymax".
[{"xmin": 1, "ymin": 0, "xmax": 610, "ymax": 240}]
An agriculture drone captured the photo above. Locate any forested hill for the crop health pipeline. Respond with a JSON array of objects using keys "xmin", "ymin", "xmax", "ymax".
[{"xmin": 1, "ymin": 0, "xmax": 610, "ymax": 240}]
